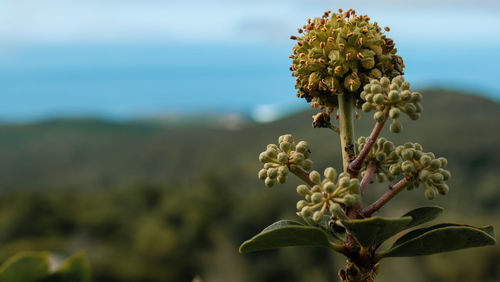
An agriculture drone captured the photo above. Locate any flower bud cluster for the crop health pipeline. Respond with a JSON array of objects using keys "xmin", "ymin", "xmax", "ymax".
[
  {"xmin": 389, "ymin": 142, "xmax": 451, "ymax": 200},
  {"xmin": 296, "ymin": 167, "xmax": 361, "ymax": 222},
  {"xmin": 360, "ymin": 76, "xmax": 423, "ymax": 133},
  {"xmin": 356, "ymin": 137, "xmax": 399, "ymax": 182},
  {"xmin": 258, "ymin": 134, "xmax": 313, "ymax": 188},
  {"xmin": 290, "ymin": 9, "xmax": 404, "ymax": 111}
]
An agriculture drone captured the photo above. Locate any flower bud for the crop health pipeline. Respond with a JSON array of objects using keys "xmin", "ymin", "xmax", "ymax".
[
  {"xmin": 389, "ymin": 164, "xmax": 402, "ymax": 175},
  {"xmin": 310, "ymin": 170, "xmax": 321, "ymax": 184},
  {"xmin": 401, "ymin": 160, "xmax": 414, "ymax": 173},
  {"xmin": 324, "ymin": 182, "xmax": 335, "ymax": 193},
  {"xmin": 438, "ymin": 157, "xmax": 448, "ymax": 168},
  {"xmin": 277, "ymin": 175, "xmax": 287, "ymax": 184},
  {"xmin": 296, "ymin": 141, "xmax": 309, "ymax": 154},
  {"xmin": 302, "ymin": 159, "xmax": 313, "ymax": 171},
  {"xmin": 425, "ymin": 188, "xmax": 436, "ymax": 200},
  {"xmin": 420, "ymin": 155, "xmax": 432, "ymax": 167},
  {"xmin": 277, "ymin": 152, "xmax": 288, "ymax": 163},
  {"xmin": 344, "ymin": 194, "xmax": 361, "ymax": 206},
  {"xmin": 258, "ymin": 169, "xmax": 267, "ymax": 180},
  {"xmin": 269, "ymin": 168, "xmax": 279, "ymax": 179},
  {"xmin": 430, "ymin": 173, "xmax": 444, "ymax": 183},
  {"xmin": 339, "ymin": 177, "xmax": 350, "ymax": 188},
  {"xmin": 436, "ymin": 184, "xmax": 449, "ymax": 195},
  {"xmin": 380, "ymin": 77, "xmax": 390, "ymax": 87},
  {"xmin": 313, "ymin": 210, "xmax": 323, "ymax": 222},
  {"xmin": 401, "ymin": 81, "xmax": 410, "ymax": 90},
  {"xmin": 440, "ymin": 169, "xmax": 451, "ymax": 180},
  {"xmin": 278, "ymin": 166, "xmax": 288, "ymax": 176},
  {"xmin": 374, "ymin": 111, "xmax": 385, "ymax": 122},
  {"xmin": 376, "ymin": 173, "xmax": 386, "ymax": 182},
  {"xmin": 371, "ymin": 84, "xmax": 382, "ymax": 94},
  {"xmin": 392, "ymin": 76, "xmax": 403, "ymax": 86},
  {"xmin": 293, "ymin": 152, "xmax": 305, "ymax": 163},
  {"xmin": 411, "ymin": 92, "xmax": 422, "ymax": 102},
  {"xmin": 265, "ymin": 147, "xmax": 278, "ymax": 158},
  {"xmin": 429, "ymin": 159, "xmax": 441, "ymax": 170},
  {"xmin": 389, "ymin": 84, "xmax": 399, "ymax": 91},
  {"xmin": 296, "ymin": 200, "xmax": 307, "ymax": 210},
  {"xmin": 301, "ymin": 206, "xmax": 312, "ymax": 217},
  {"xmin": 259, "ymin": 152, "xmax": 271, "ymax": 163},
  {"xmin": 311, "ymin": 185, "xmax": 322, "ymax": 193},
  {"xmin": 418, "ymin": 169, "xmax": 431, "ymax": 181},
  {"xmin": 324, "ymin": 167, "xmax": 337, "ymax": 181},
  {"xmin": 281, "ymin": 134, "xmax": 294, "ymax": 144},
  {"xmin": 362, "ymin": 102, "xmax": 373, "ymax": 112},
  {"xmin": 329, "ymin": 203, "xmax": 343, "ymax": 217},
  {"xmin": 297, "ymin": 184, "xmax": 310, "ymax": 196},
  {"xmin": 373, "ymin": 94, "xmax": 385, "ymax": 104},
  {"xmin": 390, "ymin": 119, "xmax": 402, "ymax": 133},
  {"xmin": 265, "ymin": 177, "xmax": 276, "ymax": 188},
  {"xmin": 404, "ymin": 103, "xmax": 416, "ymax": 114},
  {"xmin": 280, "ymin": 142, "xmax": 292, "ymax": 154},
  {"xmin": 311, "ymin": 192, "xmax": 323, "ymax": 203},
  {"xmin": 401, "ymin": 149, "xmax": 414, "ymax": 160},
  {"xmin": 389, "ymin": 107, "xmax": 400, "ymax": 119}
]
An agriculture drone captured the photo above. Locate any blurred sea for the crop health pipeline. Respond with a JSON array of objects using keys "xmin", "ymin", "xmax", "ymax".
[{"xmin": 0, "ymin": 43, "xmax": 498, "ymax": 122}]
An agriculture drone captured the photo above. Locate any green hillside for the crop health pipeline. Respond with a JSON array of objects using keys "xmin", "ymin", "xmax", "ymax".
[{"xmin": 0, "ymin": 90, "xmax": 498, "ymax": 282}]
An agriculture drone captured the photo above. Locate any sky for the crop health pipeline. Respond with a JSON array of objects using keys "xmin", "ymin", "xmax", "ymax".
[{"xmin": 0, "ymin": 0, "xmax": 499, "ymax": 121}]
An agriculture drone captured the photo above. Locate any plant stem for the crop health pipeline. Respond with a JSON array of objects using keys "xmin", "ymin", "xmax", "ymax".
[
  {"xmin": 362, "ymin": 177, "xmax": 409, "ymax": 216},
  {"xmin": 288, "ymin": 165, "xmax": 315, "ymax": 187},
  {"xmin": 348, "ymin": 120, "xmax": 386, "ymax": 177},
  {"xmin": 360, "ymin": 161, "xmax": 376, "ymax": 194},
  {"xmin": 337, "ymin": 94, "xmax": 356, "ymax": 173}
]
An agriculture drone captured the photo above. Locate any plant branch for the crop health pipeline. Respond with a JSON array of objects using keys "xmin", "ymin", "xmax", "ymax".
[
  {"xmin": 288, "ymin": 165, "xmax": 315, "ymax": 187},
  {"xmin": 362, "ymin": 177, "xmax": 409, "ymax": 216},
  {"xmin": 329, "ymin": 124, "xmax": 340, "ymax": 134},
  {"xmin": 347, "ymin": 119, "xmax": 386, "ymax": 177},
  {"xmin": 337, "ymin": 94, "xmax": 356, "ymax": 173},
  {"xmin": 360, "ymin": 161, "xmax": 376, "ymax": 194}
]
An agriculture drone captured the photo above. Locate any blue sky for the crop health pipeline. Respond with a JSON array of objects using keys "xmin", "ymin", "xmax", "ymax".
[{"xmin": 0, "ymin": 0, "xmax": 499, "ymax": 121}]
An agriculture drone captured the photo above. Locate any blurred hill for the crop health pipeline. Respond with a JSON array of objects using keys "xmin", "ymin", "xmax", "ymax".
[{"xmin": 0, "ymin": 90, "xmax": 498, "ymax": 282}]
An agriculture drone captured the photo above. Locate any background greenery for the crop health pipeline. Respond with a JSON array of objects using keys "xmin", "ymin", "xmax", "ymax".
[{"xmin": 0, "ymin": 90, "xmax": 498, "ymax": 281}]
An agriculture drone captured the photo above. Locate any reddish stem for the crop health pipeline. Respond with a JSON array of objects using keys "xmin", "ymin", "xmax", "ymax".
[
  {"xmin": 288, "ymin": 165, "xmax": 315, "ymax": 187},
  {"xmin": 347, "ymin": 120, "xmax": 386, "ymax": 177},
  {"xmin": 360, "ymin": 161, "xmax": 376, "ymax": 194},
  {"xmin": 362, "ymin": 177, "xmax": 409, "ymax": 216}
]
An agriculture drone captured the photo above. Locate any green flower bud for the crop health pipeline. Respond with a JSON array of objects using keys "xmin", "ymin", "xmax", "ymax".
[
  {"xmin": 339, "ymin": 177, "xmax": 350, "ymax": 188},
  {"xmin": 383, "ymin": 141, "xmax": 395, "ymax": 153},
  {"xmin": 302, "ymin": 159, "xmax": 313, "ymax": 171},
  {"xmin": 420, "ymin": 155, "xmax": 432, "ymax": 167},
  {"xmin": 362, "ymin": 102, "xmax": 373, "ymax": 112},
  {"xmin": 311, "ymin": 192, "xmax": 323, "ymax": 204},
  {"xmin": 297, "ymin": 184, "xmax": 310, "ymax": 196},
  {"xmin": 259, "ymin": 152, "xmax": 271, "ymax": 163},
  {"xmin": 277, "ymin": 152, "xmax": 288, "ymax": 163},
  {"xmin": 268, "ymin": 168, "xmax": 279, "ymax": 179},
  {"xmin": 411, "ymin": 92, "xmax": 422, "ymax": 102},
  {"xmin": 258, "ymin": 169, "xmax": 267, "ymax": 180},
  {"xmin": 344, "ymin": 194, "xmax": 361, "ymax": 206},
  {"xmin": 280, "ymin": 142, "xmax": 292, "ymax": 154},
  {"xmin": 324, "ymin": 182, "xmax": 335, "ymax": 193},
  {"xmin": 329, "ymin": 203, "xmax": 343, "ymax": 217},
  {"xmin": 277, "ymin": 175, "xmax": 287, "ymax": 184},
  {"xmin": 399, "ymin": 90, "xmax": 411, "ymax": 102},
  {"xmin": 309, "ymin": 170, "xmax": 321, "ymax": 184},
  {"xmin": 389, "ymin": 164, "xmax": 402, "ymax": 175},
  {"xmin": 401, "ymin": 81, "xmax": 410, "ymax": 90},
  {"xmin": 366, "ymin": 94, "xmax": 374, "ymax": 103},
  {"xmin": 281, "ymin": 134, "xmax": 294, "ymax": 144},
  {"xmin": 297, "ymin": 200, "xmax": 307, "ymax": 210},
  {"xmin": 436, "ymin": 184, "xmax": 449, "ymax": 195},
  {"xmin": 388, "ymin": 90, "xmax": 399, "ymax": 101},
  {"xmin": 429, "ymin": 159, "xmax": 441, "ymax": 170},
  {"xmin": 402, "ymin": 160, "xmax": 414, "ymax": 173},
  {"xmin": 301, "ymin": 206, "xmax": 312, "ymax": 217},
  {"xmin": 404, "ymin": 103, "xmax": 416, "ymax": 114},
  {"xmin": 389, "ymin": 107, "xmax": 400, "ymax": 119},
  {"xmin": 278, "ymin": 166, "xmax": 288, "ymax": 176},
  {"xmin": 296, "ymin": 141, "xmax": 309, "ymax": 154},
  {"xmin": 363, "ymin": 84, "xmax": 372, "ymax": 93},
  {"xmin": 313, "ymin": 210, "xmax": 323, "ymax": 222},
  {"xmin": 425, "ymin": 188, "xmax": 436, "ymax": 200},
  {"xmin": 389, "ymin": 84, "xmax": 399, "ymax": 91},
  {"xmin": 371, "ymin": 84, "xmax": 382, "ymax": 94},
  {"xmin": 415, "ymin": 103, "xmax": 423, "ymax": 113},
  {"xmin": 390, "ymin": 119, "xmax": 402, "ymax": 133},
  {"xmin": 438, "ymin": 157, "xmax": 448, "ymax": 168},
  {"xmin": 440, "ymin": 169, "xmax": 451, "ymax": 180},
  {"xmin": 392, "ymin": 76, "xmax": 403, "ymax": 86},
  {"xmin": 324, "ymin": 167, "xmax": 337, "ymax": 181},
  {"xmin": 419, "ymin": 169, "xmax": 431, "ymax": 181},
  {"xmin": 401, "ymin": 149, "xmax": 414, "ymax": 160},
  {"xmin": 293, "ymin": 152, "xmax": 305, "ymax": 163},
  {"xmin": 374, "ymin": 111, "xmax": 385, "ymax": 122},
  {"xmin": 413, "ymin": 150, "xmax": 422, "ymax": 160},
  {"xmin": 414, "ymin": 143, "xmax": 423, "ymax": 151},
  {"xmin": 267, "ymin": 144, "xmax": 279, "ymax": 151},
  {"xmin": 311, "ymin": 185, "xmax": 322, "ymax": 193},
  {"xmin": 369, "ymin": 68, "xmax": 382, "ymax": 79},
  {"xmin": 265, "ymin": 147, "xmax": 278, "ymax": 158},
  {"xmin": 265, "ymin": 177, "xmax": 276, "ymax": 188},
  {"xmin": 373, "ymin": 93, "xmax": 385, "ymax": 104},
  {"xmin": 376, "ymin": 151, "xmax": 387, "ymax": 162},
  {"xmin": 380, "ymin": 77, "xmax": 390, "ymax": 87},
  {"xmin": 430, "ymin": 173, "xmax": 444, "ymax": 183}
]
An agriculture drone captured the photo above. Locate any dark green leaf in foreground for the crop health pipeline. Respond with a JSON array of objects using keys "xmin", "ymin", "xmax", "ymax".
[
  {"xmin": 0, "ymin": 252, "xmax": 50, "ymax": 282},
  {"xmin": 402, "ymin": 206, "xmax": 444, "ymax": 228},
  {"xmin": 341, "ymin": 216, "xmax": 412, "ymax": 249},
  {"xmin": 239, "ymin": 220, "xmax": 334, "ymax": 254},
  {"xmin": 43, "ymin": 251, "xmax": 91, "ymax": 282},
  {"xmin": 382, "ymin": 224, "xmax": 496, "ymax": 257}
]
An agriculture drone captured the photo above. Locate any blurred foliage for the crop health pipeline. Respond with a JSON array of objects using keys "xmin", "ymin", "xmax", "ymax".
[{"xmin": 0, "ymin": 91, "xmax": 498, "ymax": 281}]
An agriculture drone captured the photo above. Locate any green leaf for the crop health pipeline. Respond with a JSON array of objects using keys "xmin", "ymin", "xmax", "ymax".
[
  {"xmin": 382, "ymin": 224, "xmax": 496, "ymax": 257},
  {"xmin": 239, "ymin": 220, "xmax": 334, "ymax": 254},
  {"xmin": 0, "ymin": 252, "xmax": 50, "ymax": 282},
  {"xmin": 42, "ymin": 251, "xmax": 91, "ymax": 282},
  {"xmin": 341, "ymin": 216, "xmax": 412, "ymax": 249},
  {"xmin": 402, "ymin": 206, "xmax": 444, "ymax": 228}
]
